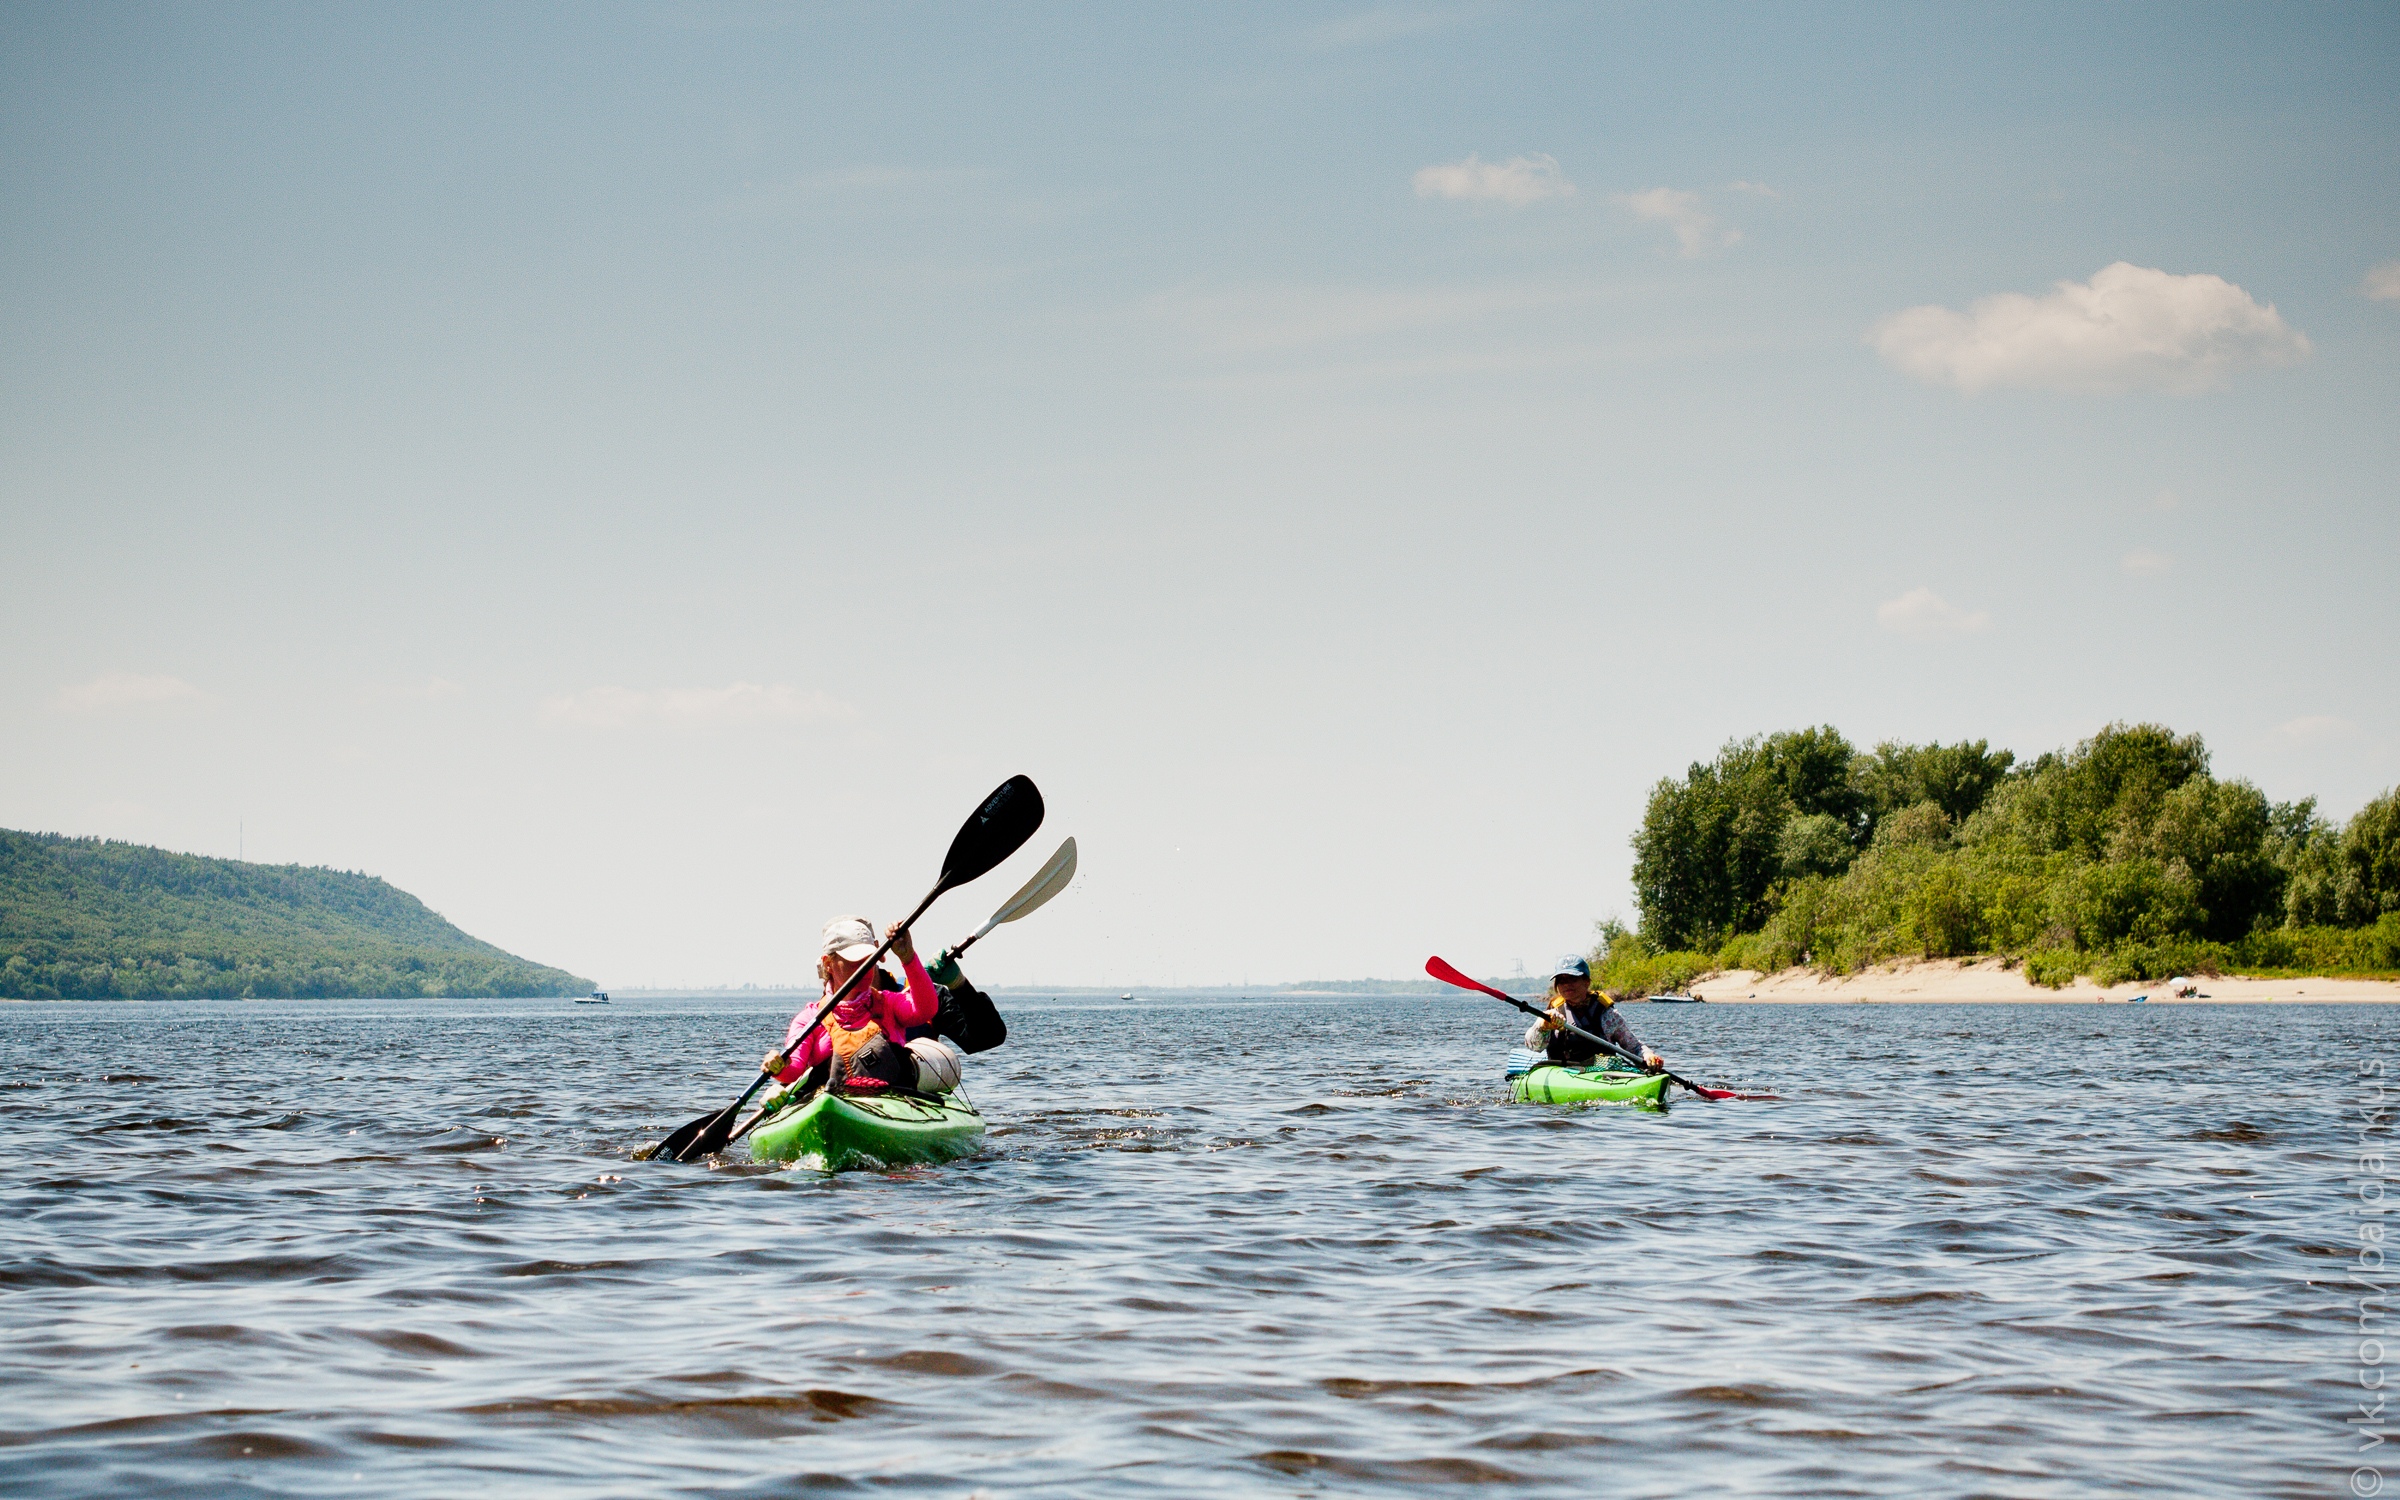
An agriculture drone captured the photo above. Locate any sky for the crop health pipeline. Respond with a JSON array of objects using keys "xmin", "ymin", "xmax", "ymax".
[{"xmin": 3, "ymin": 2, "xmax": 2396, "ymax": 989}]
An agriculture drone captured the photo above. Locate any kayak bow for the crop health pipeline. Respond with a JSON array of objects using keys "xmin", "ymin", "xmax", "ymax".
[
  {"xmin": 747, "ymin": 1088, "xmax": 986, "ymax": 1172},
  {"xmin": 1509, "ymin": 1060, "xmax": 1673, "ymax": 1107}
]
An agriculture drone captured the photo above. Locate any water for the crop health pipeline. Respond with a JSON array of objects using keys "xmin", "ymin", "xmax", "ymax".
[{"xmin": 0, "ymin": 994, "xmax": 2373, "ymax": 1497}]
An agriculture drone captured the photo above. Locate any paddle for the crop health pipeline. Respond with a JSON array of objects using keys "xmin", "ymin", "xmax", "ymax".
[
  {"xmin": 714, "ymin": 837, "xmax": 1075, "ymax": 1151},
  {"xmin": 723, "ymin": 1062, "xmax": 828, "ymax": 1148},
  {"xmin": 1423, "ymin": 955, "xmax": 1779, "ymax": 1102},
  {"xmin": 644, "ymin": 775, "xmax": 1047, "ymax": 1162},
  {"xmin": 944, "ymin": 836, "xmax": 1077, "ymax": 963}
]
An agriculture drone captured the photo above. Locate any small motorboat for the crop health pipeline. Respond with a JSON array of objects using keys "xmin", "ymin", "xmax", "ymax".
[{"xmin": 576, "ymin": 990, "xmax": 610, "ymax": 1004}]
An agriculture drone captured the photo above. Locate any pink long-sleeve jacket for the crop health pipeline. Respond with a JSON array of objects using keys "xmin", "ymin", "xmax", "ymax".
[{"xmin": 771, "ymin": 953, "xmax": 939, "ymax": 1083}]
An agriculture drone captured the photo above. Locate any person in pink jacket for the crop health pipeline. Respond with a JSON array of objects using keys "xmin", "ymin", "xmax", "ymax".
[{"xmin": 761, "ymin": 915, "xmax": 942, "ymax": 1094}]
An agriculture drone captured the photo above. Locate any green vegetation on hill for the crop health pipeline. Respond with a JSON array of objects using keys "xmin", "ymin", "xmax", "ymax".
[
  {"xmin": 0, "ymin": 830, "xmax": 591, "ymax": 1000},
  {"xmin": 1599, "ymin": 724, "xmax": 2400, "ymax": 991}
]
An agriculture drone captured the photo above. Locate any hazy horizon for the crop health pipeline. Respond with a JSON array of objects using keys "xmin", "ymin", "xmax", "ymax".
[{"xmin": 6, "ymin": 3, "xmax": 2395, "ymax": 988}]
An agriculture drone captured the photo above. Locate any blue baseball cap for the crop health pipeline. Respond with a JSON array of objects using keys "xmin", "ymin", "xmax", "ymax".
[{"xmin": 1552, "ymin": 954, "xmax": 1591, "ymax": 980}]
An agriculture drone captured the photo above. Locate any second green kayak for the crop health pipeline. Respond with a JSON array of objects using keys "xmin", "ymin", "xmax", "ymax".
[
  {"xmin": 747, "ymin": 1088, "xmax": 986, "ymax": 1171},
  {"xmin": 1510, "ymin": 1062, "xmax": 1671, "ymax": 1107}
]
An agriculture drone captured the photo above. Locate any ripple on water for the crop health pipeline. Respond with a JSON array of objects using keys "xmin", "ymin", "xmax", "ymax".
[{"xmin": 0, "ymin": 995, "xmax": 2375, "ymax": 1498}]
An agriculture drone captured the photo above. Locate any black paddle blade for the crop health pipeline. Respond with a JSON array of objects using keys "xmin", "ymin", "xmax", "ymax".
[
  {"xmin": 939, "ymin": 775, "xmax": 1044, "ymax": 891},
  {"xmin": 652, "ymin": 1068, "xmax": 773, "ymax": 1161},
  {"xmin": 646, "ymin": 1104, "xmax": 730, "ymax": 1163},
  {"xmin": 647, "ymin": 777, "xmax": 1040, "ymax": 1167}
]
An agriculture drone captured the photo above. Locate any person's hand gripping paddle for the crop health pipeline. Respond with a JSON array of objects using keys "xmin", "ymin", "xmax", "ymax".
[
  {"xmin": 1424, "ymin": 955, "xmax": 1779, "ymax": 1102},
  {"xmin": 643, "ymin": 776, "xmax": 1046, "ymax": 1163}
]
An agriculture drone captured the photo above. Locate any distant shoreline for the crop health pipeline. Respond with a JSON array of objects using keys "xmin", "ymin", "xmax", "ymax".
[
  {"xmin": 1668, "ymin": 958, "xmax": 2400, "ymax": 1003},
  {"xmin": 592, "ymin": 964, "xmax": 2399, "ymax": 1003},
  {"xmin": 7, "ymin": 965, "xmax": 2396, "ymax": 1005}
]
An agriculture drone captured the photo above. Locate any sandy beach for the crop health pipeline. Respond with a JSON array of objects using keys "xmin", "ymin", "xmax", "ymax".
[{"xmin": 1672, "ymin": 957, "xmax": 2400, "ymax": 1003}]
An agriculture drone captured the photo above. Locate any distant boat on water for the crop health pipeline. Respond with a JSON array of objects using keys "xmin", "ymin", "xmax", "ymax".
[
  {"xmin": 1647, "ymin": 993, "xmax": 1704, "ymax": 1003},
  {"xmin": 576, "ymin": 990, "xmax": 610, "ymax": 1004}
]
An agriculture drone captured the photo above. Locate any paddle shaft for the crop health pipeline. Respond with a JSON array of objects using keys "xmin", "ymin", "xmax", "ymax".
[
  {"xmin": 946, "ymin": 919, "xmax": 1000, "ymax": 960},
  {"xmin": 645, "ymin": 776, "xmax": 1044, "ymax": 1164},
  {"xmin": 1488, "ymin": 990, "xmax": 1712, "ymax": 1091},
  {"xmin": 731, "ymin": 838, "xmax": 1076, "ymax": 1146},
  {"xmin": 780, "ymin": 887, "xmax": 942, "ymax": 1072},
  {"xmin": 1423, "ymin": 955, "xmax": 1739, "ymax": 1099},
  {"xmin": 664, "ymin": 888, "xmax": 940, "ymax": 1161},
  {"xmin": 945, "ymin": 837, "xmax": 1076, "ymax": 960},
  {"xmin": 753, "ymin": 888, "xmax": 931, "ymax": 1113},
  {"xmin": 726, "ymin": 1067, "xmax": 825, "ymax": 1147}
]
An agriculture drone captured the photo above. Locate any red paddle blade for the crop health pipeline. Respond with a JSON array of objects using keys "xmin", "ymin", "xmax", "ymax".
[
  {"xmin": 1432, "ymin": 954, "xmax": 1780, "ymax": 1099},
  {"xmin": 1425, "ymin": 955, "xmax": 1514, "ymax": 1002}
]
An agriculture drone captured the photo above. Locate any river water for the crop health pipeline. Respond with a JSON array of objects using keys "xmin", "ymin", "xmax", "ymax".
[{"xmin": 0, "ymin": 994, "xmax": 2374, "ymax": 1497}]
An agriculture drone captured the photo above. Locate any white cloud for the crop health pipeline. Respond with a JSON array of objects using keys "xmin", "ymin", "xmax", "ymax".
[
  {"xmin": 1726, "ymin": 180, "xmax": 1780, "ymax": 198},
  {"xmin": 1613, "ymin": 188, "xmax": 1738, "ymax": 257},
  {"xmin": 1870, "ymin": 262, "xmax": 2310, "ymax": 394},
  {"xmin": 2366, "ymin": 261, "xmax": 2400, "ymax": 303},
  {"xmin": 57, "ymin": 672, "xmax": 204, "ymax": 712},
  {"xmin": 2121, "ymin": 549, "xmax": 2174, "ymax": 577},
  {"xmin": 1413, "ymin": 154, "xmax": 1574, "ymax": 207},
  {"xmin": 2279, "ymin": 715, "xmax": 2356, "ymax": 743},
  {"xmin": 539, "ymin": 682, "xmax": 854, "ymax": 730},
  {"xmin": 1876, "ymin": 587, "xmax": 1991, "ymax": 639}
]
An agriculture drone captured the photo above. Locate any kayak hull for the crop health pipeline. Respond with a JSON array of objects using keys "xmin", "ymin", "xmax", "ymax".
[
  {"xmin": 1510, "ymin": 1062, "xmax": 1672, "ymax": 1107},
  {"xmin": 747, "ymin": 1089, "xmax": 986, "ymax": 1171}
]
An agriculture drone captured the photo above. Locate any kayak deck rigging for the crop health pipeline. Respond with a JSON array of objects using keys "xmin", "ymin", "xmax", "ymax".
[
  {"xmin": 746, "ymin": 1086, "xmax": 986, "ymax": 1171},
  {"xmin": 1505, "ymin": 1050, "xmax": 1672, "ymax": 1107}
]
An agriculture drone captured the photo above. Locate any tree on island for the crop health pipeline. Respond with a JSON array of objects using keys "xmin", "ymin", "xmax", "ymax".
[{"xmin": 1604, "ymin": 723, "xmax": 2400, "ymax": 991}]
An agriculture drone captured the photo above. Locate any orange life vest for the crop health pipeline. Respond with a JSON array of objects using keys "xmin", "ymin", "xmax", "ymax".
[{"xmin": 821, "ymin": 1005, "xmax": 884, "ymax": 1076}]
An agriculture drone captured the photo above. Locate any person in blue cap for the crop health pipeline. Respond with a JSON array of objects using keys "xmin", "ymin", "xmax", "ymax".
[{"xmin": 1525, "ymin": 954, "xmax": 1665, "ymax": 1072}]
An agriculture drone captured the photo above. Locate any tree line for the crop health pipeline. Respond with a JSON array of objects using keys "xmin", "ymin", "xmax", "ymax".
[{"xmin": 1597, "ymin": 723, "xmax": 2400, "ymax": 992}]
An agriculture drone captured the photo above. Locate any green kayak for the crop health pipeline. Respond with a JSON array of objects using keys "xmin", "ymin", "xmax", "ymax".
[
  {"xmin": 746, "ymin": 1088, "xmax": 986, "ymax": 1171},
  {"xmin": 1510, "ymin": 1061, "xmax": 1671, "ymax": 1107}
]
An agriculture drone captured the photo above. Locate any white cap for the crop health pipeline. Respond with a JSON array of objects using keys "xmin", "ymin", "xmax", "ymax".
[{"xmin": 821, "ymin": 915, "xmax": 878, "ymax": 962}]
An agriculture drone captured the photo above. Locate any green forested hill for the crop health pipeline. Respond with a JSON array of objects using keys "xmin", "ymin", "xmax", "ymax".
[{"xmin": 0, "ymin": 830, "xmax": 590, "ymax": 999}]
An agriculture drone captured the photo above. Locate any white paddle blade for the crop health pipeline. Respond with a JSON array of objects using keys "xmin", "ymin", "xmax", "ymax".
[{"xmin": 990, "ymin": 837, "xmax": 1077, "ymax": 926}]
